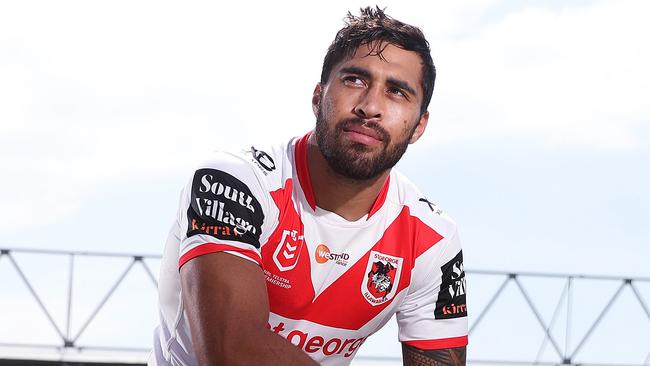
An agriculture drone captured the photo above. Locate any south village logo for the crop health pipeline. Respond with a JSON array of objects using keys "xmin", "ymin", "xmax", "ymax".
[
  {"xmin": 435, "ymin": 251, "xmax": 467, "ymax": 319},
  {"xmin": 187, "ymin": 169, "xmax": 264, "ymax": 247}
]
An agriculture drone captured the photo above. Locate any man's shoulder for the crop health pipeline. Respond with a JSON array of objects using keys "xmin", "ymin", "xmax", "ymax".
[
  {"xmin": 389, "ymin": 169, "xmax": 457, "ymax": 238},
  {"xmin": 238, "ymin": 139, "xmax": 294, "ymax": 180},
  {"xmin": 191, "ymin": 136, "xmax": 298, "ymax": 190}
]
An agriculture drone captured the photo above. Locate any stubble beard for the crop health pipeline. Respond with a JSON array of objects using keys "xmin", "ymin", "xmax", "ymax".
[{"xmin": 314, "ymin": 109, "xmax": 416, "ymax": 181}]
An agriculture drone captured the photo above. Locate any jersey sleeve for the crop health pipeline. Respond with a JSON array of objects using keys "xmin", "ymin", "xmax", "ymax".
[
  {"xmin": 176, "ymin": 151, "xmax": 277, "ymax": 269},
  {"xmin": 396, "ymin": 226, "xmax": 468, "ymax": 350}
]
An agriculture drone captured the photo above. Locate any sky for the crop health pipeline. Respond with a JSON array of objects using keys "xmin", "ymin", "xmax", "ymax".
[{"xmin": 0, "ymin": 0, "xmax": 649, "ymax": 364}]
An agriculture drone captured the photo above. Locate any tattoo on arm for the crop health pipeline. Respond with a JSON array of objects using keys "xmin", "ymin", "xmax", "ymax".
[{"xmin": 402, "ymin": 344, "xmax": 466, "ymax": 366}]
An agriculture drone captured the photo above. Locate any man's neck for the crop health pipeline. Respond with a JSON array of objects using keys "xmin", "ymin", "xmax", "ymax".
[{"xmin": 306, "ymin": 135, "xmax": 389, "ymax": 221}]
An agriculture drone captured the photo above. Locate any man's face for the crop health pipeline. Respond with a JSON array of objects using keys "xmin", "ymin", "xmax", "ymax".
[{"xmin": 313, "ymin": 43, "xmax": 429, "ymax": 181}]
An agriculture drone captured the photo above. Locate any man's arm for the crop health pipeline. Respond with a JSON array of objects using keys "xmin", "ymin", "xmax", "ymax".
[
  {"xmin": 402, "ymin": 344, "xmax": 466, "ymax": 366},
  {"xmin": 181, "ymin": 252, "xmax": 319, "ymax": 366}
]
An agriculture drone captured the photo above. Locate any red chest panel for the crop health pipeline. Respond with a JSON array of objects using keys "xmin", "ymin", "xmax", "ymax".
[
  {"xmin": 262, "ymin": 181, "xmax": 444, "ymax": 330},
  {"xmin": 262, "ymin": 179, "xmax": 315, "ymax": 318}
]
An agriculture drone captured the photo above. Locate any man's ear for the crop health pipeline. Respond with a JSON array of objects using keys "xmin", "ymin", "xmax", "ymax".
[
  {"xmin": 409, "ymin": 111, "xmax": 429, "ymax": 144},
  {"xmin": 312, "ymin": 83, "xmax": 322, "ymax": 118}
]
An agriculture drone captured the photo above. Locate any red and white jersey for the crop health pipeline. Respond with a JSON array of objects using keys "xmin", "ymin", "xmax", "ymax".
[{"xmin": 151, "ymin": 133, "xmax": 468, "ymax": 366}]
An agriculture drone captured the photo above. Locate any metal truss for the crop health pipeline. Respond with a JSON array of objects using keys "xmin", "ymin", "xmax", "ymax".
[
  {"xmin": 0, "ymin": 247, "xmax": 159, "ymax": 354},
  {"xmin": 468, "ymin": 270, "xmax": 650, "ymax": 366},
  {"xmin": 1, "ymin": 248, "xmax": 649, "ymax": 365}
]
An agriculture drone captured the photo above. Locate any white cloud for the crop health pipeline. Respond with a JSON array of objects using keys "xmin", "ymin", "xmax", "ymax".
[
  {"xmin": 429, "ymin": 0, "xmax": 650, "ymax": 149},
  {"xmin": 1, "ymin": 0, "xmax": 648, "ymax": 234}
]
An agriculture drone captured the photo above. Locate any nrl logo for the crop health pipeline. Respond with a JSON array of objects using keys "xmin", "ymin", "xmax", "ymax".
[
  {"xmin": 273, "ymin": 229, "xmax": 304, "ymax": 272},
  {"xmin": 361, "ymin": 251, "xmax": 403, "ymax": 306}
]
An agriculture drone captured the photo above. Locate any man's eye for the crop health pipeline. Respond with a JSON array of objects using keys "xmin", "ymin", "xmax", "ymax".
[
  {"xmin": 388, "ymin": 87, "xmax": 406, "ymax": 98},
  {"xmin": 343, "ymin": 76, "xmax": 365, "ymax": 86}
]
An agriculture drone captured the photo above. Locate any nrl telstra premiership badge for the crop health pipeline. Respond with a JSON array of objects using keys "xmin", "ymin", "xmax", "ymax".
[{"xmin": 273, "ymin": 229, "xmax": 305, "ymax": 272}]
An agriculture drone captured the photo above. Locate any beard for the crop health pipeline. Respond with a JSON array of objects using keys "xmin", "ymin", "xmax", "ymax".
[{"xmin": 314, "ymin": 110, "xmax": 416, "ymax": 181}]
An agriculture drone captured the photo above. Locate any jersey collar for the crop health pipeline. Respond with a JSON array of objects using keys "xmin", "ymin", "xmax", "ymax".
[{"xmin": 294, "ymin": 131, "xmax": 390, "ymax": 220}]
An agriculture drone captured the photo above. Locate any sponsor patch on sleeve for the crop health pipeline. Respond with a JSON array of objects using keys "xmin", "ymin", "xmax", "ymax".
[
  {"xmin": 434, "ymin": 250, "xmax": 467, "ymax": 319},
  {"xmin": 186, "ymin": 168, "xmax": 264, "ymax": 248}
]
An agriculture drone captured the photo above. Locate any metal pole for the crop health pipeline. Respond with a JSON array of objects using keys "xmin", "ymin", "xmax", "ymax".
[
  {"xmin": 469, "ymin": 275, "xmax": 512, "ymax": 335},
  {"xmin": 72, "ymin": 259, "xmax": 136, "ymax": 343},
  {"xmin": 513, "ymin": 277, "xmax": 564, "ymax": 359},
  {"xmin": 570, "ymin": 280, "xmax": 627, "ymax": 360},
  {"xmin": 139, "ymin": 258, "xmax": 159, "ymax": 288},
  {"xmin": 534, "ymin": 278, "xmax": 569, "ymax": 364},
  {"xmin": 629, "ymin": 282, "xmax": 650, "ymax": 320},
  {"xmin": 7, "ymin": 253, "xmax": 66, "ymax": 342},
  {"xmin": 565, "ymin": 277, "xmax": 573, "ymax": 362},
  {"xmin": 65, "ymin": 253, "xmax": 75, "ymax": 344}
]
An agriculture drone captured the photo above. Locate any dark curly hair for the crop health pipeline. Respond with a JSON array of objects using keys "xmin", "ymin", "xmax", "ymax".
[{"xmin": 320, "ymin": 6, "xmax": 436, "ymax": 116}]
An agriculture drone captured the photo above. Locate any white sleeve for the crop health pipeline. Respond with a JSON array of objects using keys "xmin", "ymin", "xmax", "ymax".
[
  {"xmin": 176, "ymin": 151, "xmax": 277, "ymax": 269},
  {"xmin": 396, "ymin": 227, "xmax": 468, "ymax": 350}
]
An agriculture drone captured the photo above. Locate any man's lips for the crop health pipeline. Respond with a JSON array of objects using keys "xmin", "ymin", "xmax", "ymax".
[{"xmin": 342, "ymin": 125, "xmax": 384, "ymax": 145}]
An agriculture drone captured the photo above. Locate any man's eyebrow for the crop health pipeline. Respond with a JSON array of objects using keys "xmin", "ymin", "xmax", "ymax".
[
  {"xmin": 339, "ymin": 66, "xmax": 371, "ymax": 78},
  {"xmin": 386, "ymin": 77, "xmax": 417, "ymax": 97}
]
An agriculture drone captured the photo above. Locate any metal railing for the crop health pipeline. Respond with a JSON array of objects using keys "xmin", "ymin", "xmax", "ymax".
[
  {"xmin": 0, "ymin": 248, "xmax": 159, "ymax": 355},
  {"xmin": 467, "ymin": 270, "xmax": 650, "ymax": 366},
  {"xmin": 1, "ymin": 247, "xmax": 649, "ymax": 365}
]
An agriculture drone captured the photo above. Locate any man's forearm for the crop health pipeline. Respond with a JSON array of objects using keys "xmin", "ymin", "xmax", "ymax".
[
  {"xmin": 181, "ymin": 253, "xmax": 318, "ymax": 366},
  {"xmin": 402, "ymin": 344, "xmax": 466, "ymax": 366},
  {"xmin": 194, "ymin": 326, "xmax": 318, "ymax": 366},
  {"xmin": 259, "ymin": 330, "xmax": 320, "ymax": 366}
]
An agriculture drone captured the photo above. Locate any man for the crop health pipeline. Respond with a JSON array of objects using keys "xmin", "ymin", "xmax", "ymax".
[{"xmin": 151, "ymin": 7, "xmax": 467, "ymax": 366}]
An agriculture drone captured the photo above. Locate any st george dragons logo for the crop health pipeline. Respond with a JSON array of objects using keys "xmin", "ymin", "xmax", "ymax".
[
  {"xmin": 368, "ymin": 261, "xmax": 395, "ymax": 297},
  {"xmin": 361, "ymin": 251, "xmax": 403, "ymax": 306}
]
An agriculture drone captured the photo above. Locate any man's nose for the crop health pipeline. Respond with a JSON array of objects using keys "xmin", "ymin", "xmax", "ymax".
[{"xmin": 353, "ymin": 87, "xmax": 383, "ymax": 120}]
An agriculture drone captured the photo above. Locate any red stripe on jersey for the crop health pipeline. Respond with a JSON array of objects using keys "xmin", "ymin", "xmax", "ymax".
[
  {"xmin": 412, "ymin": 215, "xmax": 444, "ymax": 267},
  {"xmin": 263, "ymin": 178, "xmax": 316, "ymax": 318},
  {"xmin": 402, "ymin": 336, "xmax": 468, "ymax": 350},
  {"xmin": 367, "ymin": 176, "xmax": 390, "ymax": 219},
  {"xmin": 265, "ymin": 180, "xmax": 294, "ymax": 250},
  {"xmin": 178, "ymin": 243, "xmax": 262, "ymax": 269},
  {"xmin": 294, "ymin": 131, "xmax": 390, "ymax": 219},
  {"xmin": 295, "ymin": 132, "xmax": 316, "ymax": 210},
  {"xmin": 302, "ymin": 206, "xmax": 444, "ymax": 330}
]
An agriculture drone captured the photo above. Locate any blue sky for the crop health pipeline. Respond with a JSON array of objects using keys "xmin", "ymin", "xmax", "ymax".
[{"xmin": 1, "ymin": 0, "xmax": 649, "ymax": 364}]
